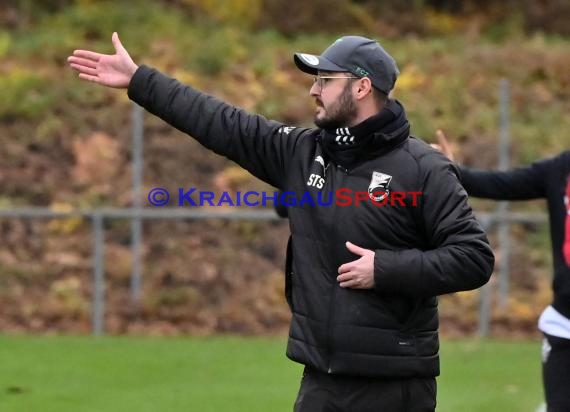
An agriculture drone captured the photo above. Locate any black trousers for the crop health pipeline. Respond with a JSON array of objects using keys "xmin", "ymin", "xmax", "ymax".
[
  {"xmin": 542, "ymin": 333, "xmax": 570, "ymax": 412},
  {"xmin": 293, "ymin": 367, "xmax": 436, "ymax": 412}
]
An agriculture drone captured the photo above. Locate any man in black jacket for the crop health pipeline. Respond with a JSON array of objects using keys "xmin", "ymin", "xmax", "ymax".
[
  {"xmin": 68, "ymin": 33, "xmax": 494, "ymax": 411},
  {"xmin": 435, "ymin": 131, "xmax": 570, "ymax": 412}
]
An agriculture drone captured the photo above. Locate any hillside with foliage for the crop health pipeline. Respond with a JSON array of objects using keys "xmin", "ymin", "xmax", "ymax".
[{"xmin": 0, "ymin": 0, "xmax": 569, "ymax": 337}]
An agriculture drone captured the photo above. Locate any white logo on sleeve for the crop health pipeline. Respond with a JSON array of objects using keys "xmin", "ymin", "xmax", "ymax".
[
  {"xmin": 368, "ymin": 171, "xmax": 392, "ymax": 202},
  {"xmin": 279, "ymin": 126, "xmax": 296, "ymax": 135},
  {"xmin": 306, "ymin": 156, "xmax": 328, "ymax": 189}
]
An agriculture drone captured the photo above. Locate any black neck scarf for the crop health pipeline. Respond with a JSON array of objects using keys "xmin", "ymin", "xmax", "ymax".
[{"xmin": 320, "ymin": 99, "xmax": 409, "ymax": 169}]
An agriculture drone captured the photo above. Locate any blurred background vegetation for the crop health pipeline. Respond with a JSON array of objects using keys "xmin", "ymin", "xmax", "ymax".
[{"xmin": 0, "ymin": 0, "xmax": 569, "ymax": 336}]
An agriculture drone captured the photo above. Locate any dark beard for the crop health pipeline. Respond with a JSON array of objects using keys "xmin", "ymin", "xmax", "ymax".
[{"xmin": 314, "ymin": 82, "xmax": 357, "ymax": 129}]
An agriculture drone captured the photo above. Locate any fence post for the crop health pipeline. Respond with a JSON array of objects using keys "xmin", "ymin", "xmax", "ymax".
[
  {"xmin": 92, "ymin": 213, "xmax": 105, "ymax": 336},
  {"xmin": 497, "ymin": 78, "xmax": 511, "ymax": 309},
  {"xmin": 130, "ymin": 103, "xmax": 144, "ymax": 303},
  {"xmin": 478, "ymin": 215, "xmax": 492, "ymax": 337}
]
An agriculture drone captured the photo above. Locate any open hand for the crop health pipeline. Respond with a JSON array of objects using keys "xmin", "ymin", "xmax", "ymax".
[
  {"xmin": 430, "ymin": 129, "xmax": 455, "ymax": 162},
  {"xmin": 67, "ymin": 32, "xmax": 138, "ymax": 89}
]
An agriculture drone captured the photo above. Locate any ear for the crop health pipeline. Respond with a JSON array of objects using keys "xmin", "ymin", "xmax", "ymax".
[{"xmin": 355, "ymin": 77, "xmax": 373, "ymax": 100}]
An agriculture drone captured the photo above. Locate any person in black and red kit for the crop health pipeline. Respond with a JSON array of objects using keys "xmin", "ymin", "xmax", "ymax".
[
  {"xmin": 435, "ymin": 130, "xmax": 570, "ymax": 412},
  {"xmin": 67, "ymin": 34, "xmax": 495, "ymax": 411}
]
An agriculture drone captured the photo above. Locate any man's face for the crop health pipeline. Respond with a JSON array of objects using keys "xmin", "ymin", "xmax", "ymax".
[{"xmin": 310, "ymin": 71, "xmax": 358, "ymax": 129}]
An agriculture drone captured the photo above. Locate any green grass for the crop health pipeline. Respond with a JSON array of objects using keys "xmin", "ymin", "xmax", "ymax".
[
  {"xmin": 438, "ymin": 340, "xmax": 543, "ymax": 411},
  {"xmin": 0, "ymin": 336, "xmax": 542, "ymax": 411}
]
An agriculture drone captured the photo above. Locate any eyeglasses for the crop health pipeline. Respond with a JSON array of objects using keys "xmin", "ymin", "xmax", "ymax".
[{"xmin": 312, "ymin": 75, "xmax": 360, "ymax": 90}]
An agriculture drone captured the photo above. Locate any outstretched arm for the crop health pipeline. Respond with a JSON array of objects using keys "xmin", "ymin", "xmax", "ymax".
[
  {"xmin": 433, "ymin": 129, "xmax": 546, "ymax": 200},
  {"xmin": 67, "ymin": 32, "xmax": 138, "ymax": 89},
  {"xmin": 68, "ymin": 32, "xmax": 302, "ymax": 189}
]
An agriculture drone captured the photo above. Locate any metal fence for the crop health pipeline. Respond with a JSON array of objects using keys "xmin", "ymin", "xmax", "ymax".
[
  {"xmin": 0, "ymin": 207, "xmax": 548, "ymax": 337},
  {"xmin": 0, "ymin": 207, "xmax": 281, "ymax": 336},
  {"xmin": 0, "ymin": 80, "xmax": 550, "ymax": 336}
]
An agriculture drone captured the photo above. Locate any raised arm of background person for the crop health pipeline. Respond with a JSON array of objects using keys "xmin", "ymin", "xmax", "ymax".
[
  {"xmin": 373, "ymin": 149, "xmax": 495, "ymax": 298},
  {"xmin": 68, "ymin": 33, "xmax": 304, "ymax": 189},
  {"xmin": 434, "ymin": 128, "xmax": 550, "ymax": 201},
  {"xmin": 458, "ymin": 161, "xmax": 552, "ymax": 200}
]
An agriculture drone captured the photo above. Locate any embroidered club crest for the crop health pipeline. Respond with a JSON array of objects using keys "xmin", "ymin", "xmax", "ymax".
[{"xmin": 368, "ymin": 171, "xmax": 392, "ymax": 202}]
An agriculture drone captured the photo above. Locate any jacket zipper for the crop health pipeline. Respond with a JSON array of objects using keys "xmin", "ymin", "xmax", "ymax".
[{"xmin": 326, "ymin": 165, "xmax": 350, "ymax": 373}]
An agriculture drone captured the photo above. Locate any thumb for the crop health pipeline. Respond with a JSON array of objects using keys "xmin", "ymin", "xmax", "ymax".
[
  {"xmin": 435, "ymin": 129, "xmax": 454, "ymax": 161},
  {"xmin": 435, "ymin": 129, "xmax": 449, "ymax": 147},
  {"xmin": 346, "ymin": 241, "xmax": 369, "ymax": 257},
  {"xmin": 112, "ymin": 32, "xmax": 125, "ymax": 54}
]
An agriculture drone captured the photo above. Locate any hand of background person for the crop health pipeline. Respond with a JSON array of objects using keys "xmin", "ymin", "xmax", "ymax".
[
  {"xmin": 430, "ymin": 129, "xmax": 455, "ymax": 162},
  {"xmin": 337, "ymin": 242, "xmax": 375, "ymax": 289},
  {"xmin": 67, "ymin": 32, "xmax": 138, "ymax": 89}
]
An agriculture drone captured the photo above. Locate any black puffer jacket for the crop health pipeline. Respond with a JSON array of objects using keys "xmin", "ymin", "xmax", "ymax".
[{"xmin": 128, "ymin": 65, "xmax": 495, "ymax": 378}]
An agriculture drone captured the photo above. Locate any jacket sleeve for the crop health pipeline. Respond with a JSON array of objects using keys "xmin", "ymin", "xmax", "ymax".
[
  {"xmin": 374, "ymin": 153, "xmax": 495, "ymax": 298},
  {"xmin": 458, "ymin": 158, "xmax": 554, "ymax": 200},
  {"xmin": 127, "ymin": 65, "xmax": 305, "ymax": 189}
]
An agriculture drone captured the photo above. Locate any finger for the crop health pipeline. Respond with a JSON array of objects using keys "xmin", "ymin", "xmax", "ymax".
[
  {"xmin": 78, "ymin": 73, "xmax": 102, "ymax": 84},
  {"xmin": 67, "ymin": 56, "xmax": 98, "ymax": 69},
  {"xmin": 71, "ymin": 65, "xmax": 99, "ymax": 76},
  {"xmin": 69, "ymin": 63, "xmax": 92, "ymax": 75},
  {"xmin": 337, "ymin": 262, "xmax": 352, "ymax": 274},
  {"xmin": 72, "ymin": 50, "xmax": 102, "ymax": 61},
  {"xmin": 69, "ymin": 63, "xmax": 90, "ymax": 74},
  {"xmin": 430, "ymin": 143, "xmax": 441, "ymax": 151},
  {"xmin": 345, "ymin": 241, "xmax": 369, "ymax": 257},
  {"xmin": 435, "ymin": 129, "xmax": 455, "ymax": 160},
  {"xmin": 337, "ymin": 273, "xmax": 352, "ymax": 283},
  {"xmin": 436, "ymin": 129, "xmax": 451, "ymax": 152},
  {"xmin": 339, "ymin": 278, "xmax": 360, "ymax": 288}
]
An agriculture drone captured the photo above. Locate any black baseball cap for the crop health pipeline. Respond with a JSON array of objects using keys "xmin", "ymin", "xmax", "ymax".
[{"xmin": 294, "ymin": 36, "xmax": 399, "ymax": 95}]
